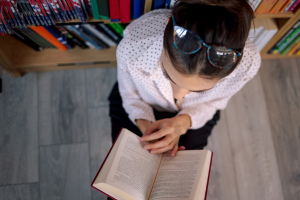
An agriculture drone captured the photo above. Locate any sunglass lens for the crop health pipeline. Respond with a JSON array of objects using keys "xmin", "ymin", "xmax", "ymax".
[
  {"xmin": 174, "ymin": 26, "xmax": 201, "ymax": 54},
  {"xmin": 208, "ymin": 46, "xmax": 238, "ymax": 68}
]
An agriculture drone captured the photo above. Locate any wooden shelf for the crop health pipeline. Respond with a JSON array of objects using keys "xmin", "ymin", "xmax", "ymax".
[
  {"xmin": 51, "ymin": 12, "xmax": 294, "ymax": 25},
  {"xmin": 261, "ymin": 53, "xmax": 300, "ymax": 59},
  {"xmin": 255, "ymin": 12, "xmax": 294, "ymax": 19}
]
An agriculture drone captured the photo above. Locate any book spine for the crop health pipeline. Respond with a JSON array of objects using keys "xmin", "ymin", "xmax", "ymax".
[
  {"xmin": 144, "ymin": 0, "xmax": 152, "ymax": 13},
  {"xmin": 284, "ymin": 0, "xmax": 296, "ymax": 11},
  {"xmin": 165, "ymin": 0, "xmax": 171, "ymax": 8},
  {"xmin": 132, "ymin": 0, "xmax": 144, "ymax": 19},
  {"xmin": 264, "ymin": 0, "xmax": 280, "ymax": 13},
  {"xmin": 276, "ymin": 27, "xmax": 300, "ymax": 53},
  {"xmin": 57, "ymin": 25, "xmax": 89, "ymax": 49},
  {"xmin": 109, "ymin": 0, "xmax": 120, "ymax": 21},
  {"xmin": 270, "ymin": 0, "xmax": 288, "ymax": 13},
  {"xmin": 44, "ymin": 26, "xmax": 72, "ymax": 49},
  {"xmin": 11, "ymin": 29, "xmax": 42, "ymax": 51},
  {"xmin": 81, "ymin": 24, "xmax": 117, "ymax": 46},
  {"xmin": 97, "ymin": 0, "xmax": 109, "ymax": 19},
  {"xmin": 98, "ymin": 23, "xmax": 122, "ymax": 42},
  {"xmin": 281, "ymin": 34, "xmax": 300, "ymax": 55},
  {"xmin": 18, "ymin": 28, "xmax": 46, "ymax": 48},
  {"xmin": 292, "ymin": 44, "xmax": 300, "ymax": 54},
  {"xmin": 268, "ymin": 20, "xmax": 300, "ymax": 53},
  {"xmin": 114, "ymin": 23, "xmax": 124, "ymax": 36},
  {"xmin": 255, "ymin": 0, "xmax": 270, "ymax": 14},
  {"xmin": 119, "ymin": 0, "xmax": 130, "ymax": 23},
  {"xmin": 152, "ymin": 0, "xmax": 165, "ymax": 9},
  {"xmin": 90, "ymin": 0, "xmax": 99, "ymax": 19},
  {"xmin": 280, "ymin": 0, "xmax": 293, "ymax": 11},
  {"xmin": 25, "ymin": 27, "xmax": 56, "ymax": 48},
  {"xmin": 65, "ymin": 25, "xmax": 97, "ymax": 48},
  {"xmin": 287, "ymin": 40, "xmax": 300, "ymax": 55},
  {"xmin": 30, "ymin": 26, "xmax": 68, "ymax": 50},
  {"xmin": 288, "ymin": 0, "xmax": 300, "ymax": 11}
]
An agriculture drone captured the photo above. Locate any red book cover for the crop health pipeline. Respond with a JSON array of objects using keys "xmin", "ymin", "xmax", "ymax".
[
  {"xmin": 91, "ymin": 128, "xmax": 213, "ymax": 200},
  {"xmin": 119, "ymin": 0, "xmax": 130, "ymax": 23},
  {"xmin": 109, "ymin": 0, "xmax": 120, "ymax": 22},
  {"xmin": 288, "ymin": 0, "xmax": 300, "ymax": 11}
]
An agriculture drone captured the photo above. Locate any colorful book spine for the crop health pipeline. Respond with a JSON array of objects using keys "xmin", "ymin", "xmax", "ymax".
[
  {"xmin": 288, "ymin": 0, "xmax": 300, "ymax": 11},
  {"xmin": 109, "ymin": 0, "xmax": 120, "ymax": 21},
  {"xmin": 119, "ymin": 0, "xmax": 130, "ymax": 23},
  {"xmin": 165, "ymin": 0, "xmax": 171, "ymax": 8},
  {"xmin": 81, "ymin": 24, "xmax": 117, "ymax": 46},
  {"xmin": 276, "ymin": 27, "xmax": 300, "ymax": 53},
  {"xmin": 12, "ymin": 28, "xmax": 43, "ymax": 51},
  {"xmin": 44, "ymin": 26, "xmax": 72, "ymax": 49},
  {"xmin": 281, "ymin": 34, "xmax": 300, "ymax": 55},
  {"xmin": 144, "ymin": 0, "xmax": 152, "ymax": 13},
  {"xmin": 287, "ymin": 40, "xmax": 300, "ymax": 55},
  {"xmin": 132, "ymin": 0, "xmax": 144, "ymax": 19},
  {"xmin": 97, "ymin": 23, "xmax": 122, "ymax": 43},
  {"xmin": 270, "ymin": 0, "xmax": 288, "ymax": 13},
  {"xmin": 153, "ymin": 0, "xmax": 165, "ymax": 9},
  {"xmin": 280, "ymin": 0, "xmax": 293, "ymax": 12},
  {"xmin": 284, "ymin": 0, "xmax": 296, "ymax": 11},
  {"xmin": 268, "ymin": 20, "xmax": 300, "ymax": 53},
  {"xmin": 90, "ymin": 0, "xmax": 100, "ymax": 19},
  {"xmin": 30, "ymin": 26, "xmax": 68, "ymax": 50},
  {"xmin": 256, "ymin": 0, "xmax": 271, "ymax": 14},
  {"xmin": 97, "ymin": 0, "xmax": 109, "ymax": 19}
]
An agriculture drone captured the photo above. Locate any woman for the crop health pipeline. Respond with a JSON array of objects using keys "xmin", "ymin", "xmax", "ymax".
[{"xmin": 108, "ymin": 0, "xmax": 261, "ymax": 157}]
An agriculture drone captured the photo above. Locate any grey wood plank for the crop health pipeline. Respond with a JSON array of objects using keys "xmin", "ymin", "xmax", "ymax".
[
  {"xmin": 259, "ymin": 59, "xmax": 300, "ymax": 200},
  {"xmin": 38, "ymin": 70, "xmax": 88, "ymax": 145},
  {"xmin": 85, "ymin": 67, "xmax": 117, "ymax": 107},
  {"xmin": 0, "ymin": 183, "xmax": 39, "ymax": 200},
  {"xmin": 224, "ymin": 74, "xmax": 284, "ymax": 200},
  {"xmin": 0, "ymin": 73, "xmax": 38, "ymax": 185},
  {"xmin": 204, "ymin": 112, "xmax": 239, "ymax": 200},
  {"xmin": 39, "ymin": 143, "xmax": 91, "ymax": 200},
  {"xmin": 87, "ymin": 106, "xmax": 112, "ymax": 200}
]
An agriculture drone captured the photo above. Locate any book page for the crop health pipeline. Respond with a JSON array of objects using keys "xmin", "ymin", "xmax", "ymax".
[
  {"xmin": 149, "ymin": 150, "xmax": 210, "ymax": 200},
  {"xmin": 105, "ymin": 130, "xmax": 163, "ymax": 200}
]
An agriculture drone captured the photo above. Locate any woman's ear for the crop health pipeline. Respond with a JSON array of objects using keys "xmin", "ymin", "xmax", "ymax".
[{"xmin": 166, "ymin": 17, "xmax": 171, "ymax": 25}]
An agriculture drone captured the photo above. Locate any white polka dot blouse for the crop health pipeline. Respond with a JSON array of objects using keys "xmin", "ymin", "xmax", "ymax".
[{"xmin": 117, "ymin": 9, "xmax": 261, "ymax": 129}]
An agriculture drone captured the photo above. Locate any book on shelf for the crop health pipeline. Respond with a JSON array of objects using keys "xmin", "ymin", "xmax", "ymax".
[
  {"xmin": 281, "ymin": 33, "xmax": 300, "ymax": 54},
  {"xmin": 98, "ymin": 0, "xmax": 110, "ymax": 20},
  {"xmin": 144, "ymin": 0, "xmax": 153, "ymax": 14},
  {"xmin": 81, "ymin": 24, "xmax": 117, "ymax": 47},
  {"xmin": 120, "ymin": 0, "xmax": 130, "ymax": 23},
  {"xmin": 78, "ymin": 25, "xmax": 108, "ymax": 49},
  {"xmin": 283, "ymin": 0, "xmax": 297, "ymax": 12},
  {"xmin": 256, "ymin": 0, "xmax": 278, "ymax": 14},
  {"xmin": 270, "ymin": 0, "xmax": 288, "ymax": 13},
  {"xmin": 249, "ymin": 18, "xmax": 278, "ymax": 51},
  {"xmin": 109, "ymin": 0, "xmax": 120, "ymax": 21},
  {"xmin": 274, "ymin": 23, "xmax": 300, "ymax": 54},
  {"xmin": 44, "ymin": 26, "xmax": 72, "ymax": 49},
  {"xmin": 30, "ymin": 26, "xmax": 68, "ymax": 50},
  {"xmin": 280, "ymin": 0, "xmax": 294, "ymax": 12},
  {"xmin": 132, "ymin": 0, "xmax": 145, "ymax": 19},
  {"xmin": 11, "ymin": 28, "xmax": 43, "ymax": 51},
  {"xmin": 152, "ymin": 0, "xmax": 166, "ymax": 10},
  {"xmin": 97, "ymin": 23, "xmax": 123, "ymax": 43},
  {"xmin": 288, "ymin": 0, "xmax": 300, "ymax": 11},
  {"xmin": 286, "ymin": 38, "xmax": 300, "ymax": 55},
  {"xmin": 91, "ymin": 128, "xmax": 213, "ymax": 200},
  {"xmin": 268, "ymin": 20, "xmax": 300, "ymax": 54}
]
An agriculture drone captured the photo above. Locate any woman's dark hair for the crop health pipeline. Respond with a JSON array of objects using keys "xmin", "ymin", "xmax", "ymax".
[{"xmin": 163, "ymin": 0, "xmax": 254, "ymax": 80}]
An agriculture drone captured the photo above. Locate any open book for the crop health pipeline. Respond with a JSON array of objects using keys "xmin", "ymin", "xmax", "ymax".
[{"xmin": 91, "ymin": 128, "xmax": 213, "ymax": 200}]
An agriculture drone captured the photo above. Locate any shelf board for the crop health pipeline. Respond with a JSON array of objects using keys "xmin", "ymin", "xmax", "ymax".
[
  {"xmin": 255, "ymin": 12, "xmax": 293, "ymax": 19},
  {"xmin": 261, "ymin": 53, "xmax": 300, "ymax": 59},
  {"xmin": 52, "ymin": 12, "xmax": 294, "ymax": 25}
]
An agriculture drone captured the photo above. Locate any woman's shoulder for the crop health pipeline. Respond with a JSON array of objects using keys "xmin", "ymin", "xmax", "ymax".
[
  {"xmin": 117, "ymin": 9, "xmax": 171, "ymax": 72},
  {"xmin": 231, "ymin": 38, "xmax": 261, "ymax": 80},
  {"xmin": 124, "ymin": 9, "xmax": 172, "ymax": 38}
]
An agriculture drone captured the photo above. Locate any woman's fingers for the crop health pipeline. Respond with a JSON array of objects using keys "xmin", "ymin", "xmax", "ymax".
[
  {"xmin": 171, "ymin": 145, "xmax": 179, "ymax": 157},
  {"xmin": 141, "ymin": 125, "xmax": 174, "ymax": 142},
  {"xmin": 144, "ymin": 121, "xmax": 159, "ymax": 136},
  {"xmin": 178, "ymin": 146, "xmax": 185, "ymax": 151},
  {"xmin": 150, "ymin": 143, "xmax": 175, "ymax": 154},
  {"xmin": 143, "ymin": 135, "xmax": 173, "ymax": 150}
]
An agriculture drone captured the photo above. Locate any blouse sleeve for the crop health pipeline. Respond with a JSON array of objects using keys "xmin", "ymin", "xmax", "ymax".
[
  {"xmin": 177, "ymin": 42, "xmax": 261, "ymax": 129},
  {"xmin": 117, "ymin": 38, "xmax": 156, "ymax": 124}
]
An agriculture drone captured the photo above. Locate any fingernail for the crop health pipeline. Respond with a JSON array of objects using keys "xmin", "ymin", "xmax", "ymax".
[
  {"xmin": 151, "ymin": 150, "xmax": 156, "ymax": 154},
  {"xmin": 144, "ymin": 145, "xmax": 149, "ymax": 150}
]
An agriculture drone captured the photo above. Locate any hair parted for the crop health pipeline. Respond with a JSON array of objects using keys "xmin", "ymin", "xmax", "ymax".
[{"xmin": 163, "ymin": 0, "xmax": 255, "ymax": 80}]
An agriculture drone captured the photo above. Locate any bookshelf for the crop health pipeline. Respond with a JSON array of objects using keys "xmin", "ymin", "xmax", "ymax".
[{"xmin": 1, "ymin": 11, "xmax": 300, "ymax": 78}]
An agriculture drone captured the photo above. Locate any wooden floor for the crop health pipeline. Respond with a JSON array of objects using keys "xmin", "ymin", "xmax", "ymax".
[{"xmin": 0, "ymin": 59, "xmax": 299, "ymax": 200}]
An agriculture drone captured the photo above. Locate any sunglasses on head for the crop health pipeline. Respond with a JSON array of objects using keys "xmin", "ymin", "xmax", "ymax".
[{"xmin": 172, "ymin": 15, "xmax": 243, "ymax": 69}]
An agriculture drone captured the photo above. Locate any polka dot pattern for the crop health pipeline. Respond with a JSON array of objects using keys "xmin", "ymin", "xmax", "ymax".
[{"xmin": 117, "ymin": 9, "xmax": 261, "ymax": 129}]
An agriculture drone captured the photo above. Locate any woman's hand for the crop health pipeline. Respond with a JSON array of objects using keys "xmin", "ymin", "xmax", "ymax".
[
  {"xmin": 140, "ymin": 114, "xmax": 191, "ymax": 156},
  {"xmin": 136, "ymin": 119, "xmax": 153, "ymax": 135}
]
